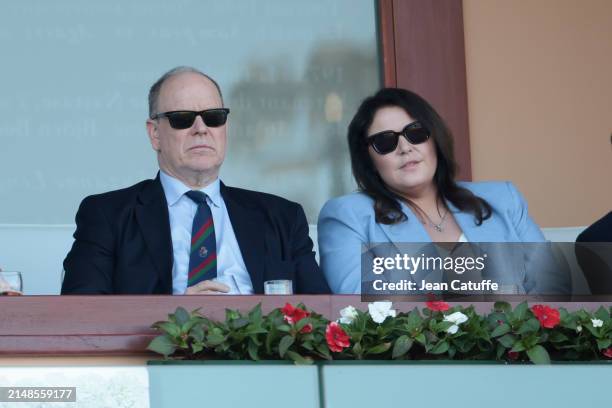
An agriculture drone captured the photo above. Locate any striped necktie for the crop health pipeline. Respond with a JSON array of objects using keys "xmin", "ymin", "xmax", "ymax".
[{"xmin": 185, "ymin": 190, "xmax": 217, "ymax": 286}]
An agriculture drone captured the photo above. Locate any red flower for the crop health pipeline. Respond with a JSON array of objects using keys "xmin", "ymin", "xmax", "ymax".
[
  {"xmin": 300, "ymin": 324, "xmax": 313, "ymax": 334},
  {"xmin": 507, "ymin": 351, "xmax": 519, "ymax": 360},
  {"xmin": 281, "ymin": 303, "xmax": 312, "ymax": 333},
  {"xmin": 426, "ymin": 300, "xmax": 450, "ymax": 312},
  {"xmin": 603, "ymin": 348, "xmax": 612, "ymax": 359},
  {"xmin": 281, "ymin": 303, "xmax": 310, "ymax": 324},
  {"xmin": 326, "ymin": 322, "xmax": 350, "ymax": 352},
  {"xmin": 531, "ymin": 305, "xmax": 560, "ymax": 329}
]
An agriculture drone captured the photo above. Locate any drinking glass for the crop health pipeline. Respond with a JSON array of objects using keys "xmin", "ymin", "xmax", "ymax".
[
  {"xmin": 0, "ymin": 271, "xmax": 23, "ymax": 296},
  {"xmin": 264, "ymin": 280, "xmax": 293, "ymax": 295}
]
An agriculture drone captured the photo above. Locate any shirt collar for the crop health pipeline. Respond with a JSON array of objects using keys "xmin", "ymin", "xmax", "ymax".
[{"xmin": 159, "ymin": 170, "xmax": 222, "ymax": 208}]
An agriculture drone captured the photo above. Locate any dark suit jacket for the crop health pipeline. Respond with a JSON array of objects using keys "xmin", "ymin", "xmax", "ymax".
[
  {"xmin": 576, "ymin": 212, "xmax": 612, "ymax": 243},
  {"xmin": 575, "ymin": 211, "xmax": 612, "ymax": 294},
  {"xmin": 61, "ymin": 175, "xmax": 330, "ymax": 294}
]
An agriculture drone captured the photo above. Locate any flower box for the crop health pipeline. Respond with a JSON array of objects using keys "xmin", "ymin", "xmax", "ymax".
[{"xmin": 147, "ymin": 360, "xmax": 319, "ymax": 408}]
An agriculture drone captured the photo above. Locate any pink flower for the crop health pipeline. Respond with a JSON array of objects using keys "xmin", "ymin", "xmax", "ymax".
[
  {"xmin": 507, "ymin": 351, "xmax": 519, "ymax": 360},
  {"xmin": 531, "ymin": 305, "xmax": 560, "ymax": 329},
  {"xmin": 326, "ymin": 322, "xmax": 350, "ymax": 352},
  {"xmin": 603, "ymin": 348, "xmax": 612, "ymax": 359}
]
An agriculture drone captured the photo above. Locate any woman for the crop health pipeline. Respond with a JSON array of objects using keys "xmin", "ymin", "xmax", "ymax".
[{"xmin": 318, "ymin": 88, "xmax": 569, "ymax": 294}]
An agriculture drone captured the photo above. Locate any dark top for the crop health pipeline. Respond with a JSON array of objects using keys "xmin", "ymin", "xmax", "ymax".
[
  {"xmin": 576, "ymin": 211, "xmax": 612, "ymax": 243},
  {"xmin": 575, "ymin": 211, "xmax": 612, "ymax": 294},
  {"xmin": 61, "ymin": 175, "xmax": 330, "ymax": 295}
]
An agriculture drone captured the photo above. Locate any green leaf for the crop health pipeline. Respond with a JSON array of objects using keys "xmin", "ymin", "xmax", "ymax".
[
  {"xmin": 286, "ymin": 351, "xmax": 312, "ymax": 365},
  {"xmin": 206, "ymin": 333, "xmax": 226, "ymax": 346},
  {"xmin": 230, "ymin": 317, "xmax": 250, "ymax": 330},
  {"xmin": 392, "ymin": 335, "xmax": 413, "ymax": 359},
  {"xmin": 191, "ymin": 325, "xmax": 204, "ymax": 342},
  {"xmin": 526, "ymin": 345, "xmax": 550, "ymax": 364},
  {"xmin": 491, "ymin": 323, "xmax": 511, "ymax": 338},
  {"xmin": 155, "ymin": 322, "xmax": 180, "ymax": 338},
  {"xmin": 406, "ymin": 309, "xmax": 423, "ymax": 330},
  {"xmin": 225, "ymin": 309, "xmax": 240, "ymax": 321},
  {"xmin": 513, "ymin": 302, "xmax": 528, "ymax": 321},
  {"xmin": 430, "ymin": 341, "xmax": 449, "ymax": 355},
  {"xmin": 517, "ymin": 318, "xmax": 540, "ymax": 335},
  {"xmin": 595, "ymin": 307, "xmax": 610, "ymax": 322},
  {"xmin": 548, "ymin": 332, "xmax": 569, "ymax": 343},
  {"xmin": 597, "ymin": 339, "xmax": 611, "ymax": 350},
  {"xmin": 247, "ymin": 340, "xmax": 259, "ymax": 360},
  {"xmin": 510, "ymin": 342, "xmax": 526, "ymax": 353},
  {"xmin": 191, "ymin": 342, "xmax": 204, "ymax": 354},
  {"xmin": 277, "ymin": 324, "xmax": 292, "ymax": 332},
  {"xmin": 248, "ymin": 304, "xmax": 263, "ymax": 323},
  {"xmin": 174, "ymin": 307, "xmax": 190, "ymax": 326},
  {"xmin": 315, "ymin": 343, "xmax": 332, "ymax": 360},
  {"xmin": 367, "ymin": 342, "xmax": 392, "ymax": 355},
  {"xmin": 494, "ymin": 302, "xmax": 512, "ymax": 314},
  {"xmin": 147, "ymin": 335, "xmax": 177, "ymax": 357},
  {"xmin": 496, "ymin": 343, "xmax": 506, "ymax": 359},
  {"xmin": 498, "ymin": 334, "xmax": 517, "ymax": 348},
  {"xmin": 415, "ymin": 333, "xmax": 427, "ymax": 345},
  {"xmin": 279, "ymin": 335, "xmax": 295, "ymax": 358}
]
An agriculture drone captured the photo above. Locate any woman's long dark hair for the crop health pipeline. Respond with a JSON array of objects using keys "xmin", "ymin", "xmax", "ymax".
[{"xmin": 348, "ymin": 88, "xmax": 492, "ymax": 225}]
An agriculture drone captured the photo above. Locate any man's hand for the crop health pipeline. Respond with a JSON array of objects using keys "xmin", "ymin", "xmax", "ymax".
[{"xmin": 185, "ymin": 280, "xmax": 230, "ymax": 295}]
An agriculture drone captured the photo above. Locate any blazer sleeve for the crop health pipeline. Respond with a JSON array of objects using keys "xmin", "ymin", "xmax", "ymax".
[
  {"xmin": 505, "ymin": 181, "xmax": 546, "ymax": 241},
  {"xmin": 504, "ymin": 182, "xmax": 572, "ymax": 294},
  {"xmin": 317, "ymin": 198, "xmax": 367, "ymax": 294},
  {"xmin": 61, "ymin": 196, "xmax": 115, "ymax": 294}
]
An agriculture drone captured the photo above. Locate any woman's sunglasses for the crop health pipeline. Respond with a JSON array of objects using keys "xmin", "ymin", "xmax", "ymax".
[
  {"xmin": 151, "ymin": 108, "xmax": 230, "ymax": 130},
  {"xmin": 366, "ymin": 121, "xmax": 430, "ymax": 155}
]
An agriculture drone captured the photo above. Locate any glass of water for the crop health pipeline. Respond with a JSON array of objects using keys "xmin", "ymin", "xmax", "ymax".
[
  {"xmin": 264, "ymin": 280, "xmax": 293, "ymax": 295},
  {"xmin": 0, "ymin": 271, "xmax": 23, "ymax": 296}
]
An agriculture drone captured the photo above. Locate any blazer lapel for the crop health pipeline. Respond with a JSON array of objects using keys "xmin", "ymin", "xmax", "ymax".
[
  {"xmin": 448, "ymin": 201, "xmax": 504, "ymax": 242},
  {"xmin": 378, "ymin": 201, "xmax": 430, "ymax": 246},
  {"xmin": 135, "ymin": 174, "xmax": 173, "ymax": 292},
  {"xmin": 221, "ymin": 183, "xmax": 266, "ymax": 293}
]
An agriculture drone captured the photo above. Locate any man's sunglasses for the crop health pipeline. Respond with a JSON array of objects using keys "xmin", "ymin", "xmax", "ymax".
[
  {"xmin": 151, "ymin": 108, "xmax": 230, "ymax": 130},
  {"xmin": 366, "ymin": 121, "xmax": 430, "ymax": 154}
]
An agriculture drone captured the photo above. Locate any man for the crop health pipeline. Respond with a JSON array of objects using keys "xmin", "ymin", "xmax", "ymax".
[
  {"xmin": 62, "ymin": 66, "xmax": 330, "ymax": 295},
  {"xmin": 575, "ymin": 211, "xmax": 612, "ymax": 295}
]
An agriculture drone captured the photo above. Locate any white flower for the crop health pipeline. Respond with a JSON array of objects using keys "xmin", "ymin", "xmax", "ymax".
[
  {"xmin": 368, "ymin": 301, "xmax": 397, "ymax": 324},
  {"xmin": 338, "ymin": 305, "xmax": 358, "ymax": 324},
  {"xmin": 444, "ymin": 312, "xmax": 468, "ymax": 334},
  {"xmin": 576, "ymin": 325, "xmax": 583, "ymax": 333},
  {"xmin": 592, "ymin": 319, "xmax": 604, "ymax": 328},
  {"xmin": 444, "ymin": 312, "xmax": 468, "ymax": 325}
]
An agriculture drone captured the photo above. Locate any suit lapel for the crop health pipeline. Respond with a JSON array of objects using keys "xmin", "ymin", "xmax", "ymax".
[
  {"xmin": 221, "ymin": 183, "xmax": 266, "ymax": 293},
  {"xmin": 135, "ymin": 174, "xmax": 173, "ymax": 292}
]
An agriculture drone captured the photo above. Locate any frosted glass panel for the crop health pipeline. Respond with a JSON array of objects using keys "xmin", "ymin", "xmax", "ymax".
[{"xmin": 0, "ymin": 0, "xmax": 380, "ymax": 224}]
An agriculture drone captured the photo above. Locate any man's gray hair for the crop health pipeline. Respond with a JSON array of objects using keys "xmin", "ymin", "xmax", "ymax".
[{"xmin": 148, "ymin": 66, "xmax": 224, "ymax": 118}]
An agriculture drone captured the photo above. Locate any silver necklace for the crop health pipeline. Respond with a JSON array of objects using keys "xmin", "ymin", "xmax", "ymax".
[{"xmin": 422, "ymin": 208, "xmax": 448, "ymax": 232}]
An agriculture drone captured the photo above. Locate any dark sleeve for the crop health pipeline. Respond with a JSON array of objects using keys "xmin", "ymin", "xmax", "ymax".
[
  {"xmin": 61, "ymin": 196, "xmax": 115, "ymax": 294},
  {"xmin": 289, "ymin": 203, "xmax": 331, "ymax": 294}
]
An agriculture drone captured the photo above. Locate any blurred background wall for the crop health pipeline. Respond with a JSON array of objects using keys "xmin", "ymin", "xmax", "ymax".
[
  {"xmin": 0, "ymin": 0, "xmax": 609, "ymax": 230},
  {"xmin": 463, "ymin": 0, "xmax": 612, "ymax": 227}
]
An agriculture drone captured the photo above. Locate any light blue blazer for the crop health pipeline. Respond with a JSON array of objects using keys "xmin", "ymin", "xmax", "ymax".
[{"xmin": 317, "ymin": 181, "xmax": 569, "ymax": 294}]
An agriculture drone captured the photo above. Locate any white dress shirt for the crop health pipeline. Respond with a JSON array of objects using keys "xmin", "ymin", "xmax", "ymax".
[{"xmin": 159, "ymin": 170, "xmax": 254, "ymax": 295}]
